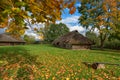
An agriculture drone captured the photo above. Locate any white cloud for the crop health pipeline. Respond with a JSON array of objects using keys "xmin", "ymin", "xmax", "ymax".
[
  {"xmin": 56, "ymin": 15, "xmax": 86, "ymax": 35},
  {"xmin": 94, "ymin": 28, "xmax": 99, "ymax": 34},
  {"xmin": 69, "ymin": 25, "xmax": 86, "ymax": 35},
  {"xmin": 87, "ymin": 26, "xmax": 99, "ymax": 35},
  {"xmin": 25, "ymin": 31, "xmax": 40, "ymax": 40},
  {"xmin": 56, "ymin": 15, "xmax": 79, "ymax": 27},
  {"xmin": 69, "ymin": 25, "xmax": 85, "ymax": 32},
  {"xmin": 24, "ymin": 23, "xmax": 45, "ymax": 41}
]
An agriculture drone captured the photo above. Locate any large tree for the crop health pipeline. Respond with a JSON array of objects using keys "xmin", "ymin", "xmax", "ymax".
[
  {"xmin": 78, "ymin": 0, "xmax": 120, "ymax": 48},
  {"xmin": 85, "ymin": 31, "xmax": 99, "ymax": 46},
  {"xmin": 0, "ymin": 0, "xmax": 76, "ymax": 38},
  {"xmin": 43, "ymin": 23, "xmax": 69, "ymax": 42},
  {"xmin": 23, "ymin": 34, "xmax": 36, "ymax": 44}
]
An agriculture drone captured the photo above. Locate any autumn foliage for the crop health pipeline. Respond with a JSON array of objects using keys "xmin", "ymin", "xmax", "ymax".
[
  {"xmin": 78, "ymin": 0, "xmax": 120, "ymax": 48},
  {"xmin": 0, "ymin": 0, "xmax": 76, "ymax": 38}
]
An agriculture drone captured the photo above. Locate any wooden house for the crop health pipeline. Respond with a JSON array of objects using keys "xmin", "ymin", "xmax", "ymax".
[
  {"xmin": 0, "ymin": 34, "xmax": 25, "ymax": 46},
  {"xmin": 52, "ymin": 30, "xmax": 93, "ymax": 50}
]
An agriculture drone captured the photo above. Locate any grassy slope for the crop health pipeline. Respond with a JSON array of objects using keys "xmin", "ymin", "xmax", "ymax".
[
  {"xmin": 0, "ymin": 44, "xmax": 120, "ymax": 79},
  {"xmin": 21, "ymin": 44, "xmax": 120, "ymax": 64}
]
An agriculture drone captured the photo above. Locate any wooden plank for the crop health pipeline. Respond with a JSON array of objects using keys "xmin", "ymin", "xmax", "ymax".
[{"xmin": 82, "ymin": 62, "xmax": 120, "ymax": 66}]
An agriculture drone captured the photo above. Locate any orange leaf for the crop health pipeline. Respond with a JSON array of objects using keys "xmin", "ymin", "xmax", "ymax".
[
  {"xmin": 69, "ymin": 7, "xmax": 76, "ymax": 14},
  {"xmin": 68, "ymin": 1, "xmax": 75, "ymax": 8}
]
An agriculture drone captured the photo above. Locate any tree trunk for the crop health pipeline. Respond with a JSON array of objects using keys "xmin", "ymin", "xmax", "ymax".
[
  {"xmin": 100, "ymin": 33, "xmax": 107, "ymax": 49},
  {"xmin": 100, "ymin": 39, "xmax": 104, "ymax": 49}
]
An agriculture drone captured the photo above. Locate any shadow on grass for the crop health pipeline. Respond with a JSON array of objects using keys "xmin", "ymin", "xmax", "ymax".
[
  {"xmin": 91, "ymin": 48, "xmax": 120, "ymax": 56},
  {"xmin": 94, "ymin": 50, "xmax": 120, "ymax": 56},
  {"xmin": 0, "ymin": 46, "xmax": 42, "ymax": 79},
  {"xmin": 0, "ymin": 46, "xmax": 29, "ymax": 54},
  {"xmin": 92, "ymin": 47, "xmax": 120, "ymax": 52},
  {"xmin": 90, "ymin": 49, "xmax": 120, "ymax": 62},
  {"xmin": 0, "ymin": 46, "xmax": 41, "ymax": 64}
]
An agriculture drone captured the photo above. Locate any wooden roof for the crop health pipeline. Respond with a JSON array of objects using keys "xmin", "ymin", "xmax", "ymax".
[
  {"xmin": 0, "ymin": 34, "xmax": 25, "ymax": 43},
  {"xmin": 52, "ymin": 30, "xmax": 93, "ymax": 45}
]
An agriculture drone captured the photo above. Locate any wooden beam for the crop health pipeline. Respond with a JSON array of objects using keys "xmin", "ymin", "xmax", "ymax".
[
  {"xmin": 82, "ymin": 62, "xmax": 120, "ymax": 69},
  {"xmin": 82, "ymin": 62, "xmax": 120, "ymax": 66}
]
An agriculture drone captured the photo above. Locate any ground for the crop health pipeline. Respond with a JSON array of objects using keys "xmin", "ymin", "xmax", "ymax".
[{"xmin": 0, "ymin": 44, "xmax": 120, "ymax": 80}]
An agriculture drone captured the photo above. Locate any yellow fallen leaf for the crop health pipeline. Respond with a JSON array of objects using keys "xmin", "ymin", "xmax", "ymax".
[{"xmin": 66, "ymin": 78, "xmax": 70, "ymax": 80}]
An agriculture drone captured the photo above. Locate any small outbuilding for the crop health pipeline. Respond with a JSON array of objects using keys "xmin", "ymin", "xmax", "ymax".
[
  {"xmin": 0, "ymin": 33, "xmax": 25, "ymax": 46},
  {"xmin": 52, "ymin": 30, "xmax": 93, "ymax": 50}
]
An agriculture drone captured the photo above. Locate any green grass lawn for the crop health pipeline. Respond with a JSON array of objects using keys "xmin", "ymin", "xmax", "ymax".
[{"xmin": 0, "ymin": 44, "xmax": 120, "ymax": 80}]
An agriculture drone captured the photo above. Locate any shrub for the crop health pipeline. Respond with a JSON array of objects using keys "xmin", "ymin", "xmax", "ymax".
[
  {"xmin": 23, "ymin": 35, "xmax": 36, "ymax": 44},
  {"xmin": 104, "ymin": 39, "xmax": 120, "ymax": 50}
]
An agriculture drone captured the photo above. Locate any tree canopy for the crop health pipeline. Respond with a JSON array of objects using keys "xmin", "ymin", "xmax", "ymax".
[
  {"xmin": 23, "ymin": 34, "xmax": 36, "ymax": 44},
  {"xmin": 43, "ymin": 23, "xmax": 69, "ymax": 42},
  {"xmin": 85, "ymin": 31, "xmax": 98, "ymax": 44},
  {"xmin": 78, "ymin": 0, "xmax": 120, "ymax": 31},
  {"xmin": 0, "ymin": 0, "xmax": 76, "ymax": 38},
  {"xmin": 78, "ymin": 0, "xmax": 120, "ymax": 48}
]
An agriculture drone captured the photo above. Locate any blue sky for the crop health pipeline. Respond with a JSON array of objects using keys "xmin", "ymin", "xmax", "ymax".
[
  {"xmin": 56, "ymin": 1, "xmax": 87, "ymax": 34},
  {"xmin": 0, "ymin": 28, "xmax": 5, "ymax": 34},
  {"xmin": 62, "ymin": 2, "xmax": 81, "ymax": 19}
]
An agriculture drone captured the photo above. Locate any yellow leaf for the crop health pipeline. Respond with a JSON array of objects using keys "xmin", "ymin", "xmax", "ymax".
[
  {"xmin": 66, "ymin": 78, "xmax": 70, "ymax": 80},
  {"xmin": 19, "ymin": 30, "xmax": 25, "ymax": 34},
  {"xmin": 5, "ymin": 29, "xmax": 10, "ymax": 32}
]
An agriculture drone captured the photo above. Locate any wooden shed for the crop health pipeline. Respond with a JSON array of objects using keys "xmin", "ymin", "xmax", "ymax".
[
  {"xmin": 0, "ymin": 33, "xmax": 25, "ymax": 46},
  {"xmin": 52, "ymin": 30, "xmax": 93, "ymax": 50}
]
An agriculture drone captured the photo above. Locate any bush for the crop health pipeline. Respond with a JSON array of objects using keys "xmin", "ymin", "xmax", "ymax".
[
  {"xmin": 104, "ymin": 39, "xmax": 120, "ymax": 50},
  {"xmin": 23, "ymin": 35, "xmax": 36, "ymax": 44}
]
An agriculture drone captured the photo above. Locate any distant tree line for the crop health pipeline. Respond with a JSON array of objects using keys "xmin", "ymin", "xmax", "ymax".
[{"xmin": 85, "ymin": 31, "xmax": 120, "ymax": 50}]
